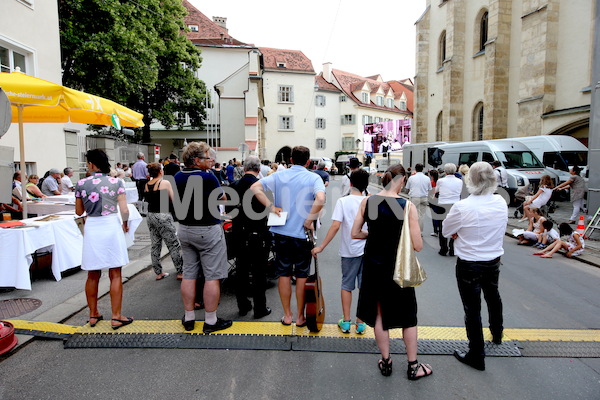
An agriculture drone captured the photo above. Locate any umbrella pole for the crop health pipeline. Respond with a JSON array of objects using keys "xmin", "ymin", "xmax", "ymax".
[{"xmin": 17, "ymin": 105, "xmax": 27, "ymax": 219}]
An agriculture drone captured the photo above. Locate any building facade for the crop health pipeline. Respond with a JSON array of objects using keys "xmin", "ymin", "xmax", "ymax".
[
  {"xmin": 415, "ymin": 0, "xmax": 594, "ymax": 145},
  {"xmin": 0, "ymin": 0, "xmax": 69, "ymax": 176}
]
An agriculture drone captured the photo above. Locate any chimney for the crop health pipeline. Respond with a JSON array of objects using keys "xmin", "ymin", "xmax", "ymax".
[
  {"xmin": 322, "ymin": 62, "xmax": 333, "ymax": 83},
  {"xmin": 213, "ymin": 16, "xmax": 228, "ymax": 32}
]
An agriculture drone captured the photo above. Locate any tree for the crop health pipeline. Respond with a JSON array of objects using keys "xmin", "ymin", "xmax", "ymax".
[{"xmin": 59, "ymin": 0, "xmax": 206, "ymax": 142}]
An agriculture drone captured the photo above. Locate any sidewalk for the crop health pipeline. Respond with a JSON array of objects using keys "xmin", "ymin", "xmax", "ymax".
[{"xmin": 506, "ymin": 200, "xmax": 600, "ymax": 268}]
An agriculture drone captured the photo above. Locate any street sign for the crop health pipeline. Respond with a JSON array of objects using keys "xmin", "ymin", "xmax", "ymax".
[{"xmin": 0, "ymin": 89, "xmax": 12, "ymax": 138}]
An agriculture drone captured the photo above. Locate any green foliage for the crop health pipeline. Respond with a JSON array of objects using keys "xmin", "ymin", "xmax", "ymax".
[{"xmin": 59, "ymin": 0, "xmax": 207, "ymax": 142}]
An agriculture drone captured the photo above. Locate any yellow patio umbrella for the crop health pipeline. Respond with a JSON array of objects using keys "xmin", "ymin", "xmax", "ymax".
[{"xmin": 0, "ymin": 70, "xmax": 144, "ymax": 217}]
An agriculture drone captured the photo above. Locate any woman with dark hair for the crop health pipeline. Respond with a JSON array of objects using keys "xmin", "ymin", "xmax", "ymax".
[
  {"xmin": 143, "ymin": 162, "xmax": 183, "ymax": 280},
  {"xmin": 554, "ymin": 166, "xmax": 586, "ymax": 224},
  {"xmin": 351, "ymin": 164, "xmax": 432, "ymax": 380},
  {"xmin": 533, "ymin": 222, "xmax": 585, "ymax": 258},
  {"xmin": 75, "ymin": 149, "xmax": 133, "ymax": 330}
]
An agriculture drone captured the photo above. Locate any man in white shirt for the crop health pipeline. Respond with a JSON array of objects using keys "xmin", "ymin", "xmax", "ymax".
[
  {"xmin": 435, "ymin": 163, "xmax": 464, "ymax": 256},
  {"xmin": 60, "ymin": 167, "xmax": 75, "ymax": 194},
  {"xmin": 405, "ymin": 163, "xmax": 432, "ymax": 232},
  {"xmin": 442, "ymin": 162, "xmax": 508, "ymax": 372},
  {"xmin": 492, "ymin": 161, "xmax": 508, "ymax": 189},
  {"xmin": 311, "ymin": 169, "xmax": 369, "ymax": 335}
]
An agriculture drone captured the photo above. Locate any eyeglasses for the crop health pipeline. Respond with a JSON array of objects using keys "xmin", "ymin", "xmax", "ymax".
[{"xmin": 196, "ymin": 156, "xmax": 214, "ymax": 160}]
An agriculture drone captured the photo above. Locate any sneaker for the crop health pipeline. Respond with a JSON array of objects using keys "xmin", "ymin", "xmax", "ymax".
[
  {"xmin": 203, "ymin": 318, "xmax": 233, "ymax": 334},
  {"xmin": 338, "ymin": 319, "xmax": 351, "ymax": 333},
  {"xmin": 355, "ymin": 322, "xmax": 367, "ymax": 335}
]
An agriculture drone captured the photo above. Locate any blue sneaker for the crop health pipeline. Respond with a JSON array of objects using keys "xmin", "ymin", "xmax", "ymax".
[
  {"xmin": 338, "ymin": 319, "xmax": 351, "ymax": 333},
  {"xmin": 355, "ymin": 322, "xmax": 367, "ymax": 335}
]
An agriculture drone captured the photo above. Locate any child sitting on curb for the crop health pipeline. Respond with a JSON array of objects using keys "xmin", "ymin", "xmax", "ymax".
[
  {"xmin": 312, "ymin": 169, "xmax": 370, "ymax": 334},
  {"xmin": 532, "ymin": 220, "xmax": 560, "ymax": 249},
  {"xmin": 533, "ymin": 223, "xmax": 585, "ymax": 258}
]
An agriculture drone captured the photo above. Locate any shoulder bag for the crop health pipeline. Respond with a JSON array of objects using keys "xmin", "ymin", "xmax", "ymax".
[{"xmin": 393, "ymin": 201, "xmax": 427, "ymax": 288}]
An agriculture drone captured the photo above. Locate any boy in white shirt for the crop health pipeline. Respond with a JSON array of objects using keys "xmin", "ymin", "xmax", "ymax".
[
  {"xmin": 312, "ymin": 169, "xmax": 370, "ymax": 334},
  {"xmin": 534, "ymin": 220, "xmax": 560, "ymax": 249}
]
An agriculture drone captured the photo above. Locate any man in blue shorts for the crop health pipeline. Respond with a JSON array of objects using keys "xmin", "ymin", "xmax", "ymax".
[
  {"xmin": 251, "ymin": 146, "xmax": 326, "ymax": 327},
  {"xmin": 312, "ymin": 169, "xmax": 369, "ymax": 334}
]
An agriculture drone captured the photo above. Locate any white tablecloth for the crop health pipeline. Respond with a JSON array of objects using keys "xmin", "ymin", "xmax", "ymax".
[
  {"xmin": 0, "ymin": 204, "xmax": 142, "ymax": 290},
  {"xmin": 27, "ymin": 202, "xmax": 76, "ymax": 216},
  {"xmin": 44, "ymin": 187, "xmax": 138, "ymax": 205}
]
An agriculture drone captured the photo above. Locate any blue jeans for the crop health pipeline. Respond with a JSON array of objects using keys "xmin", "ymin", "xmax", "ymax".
[{"xmin": 455, "ymin": 257, "xmax": 504, "ymax": 357}]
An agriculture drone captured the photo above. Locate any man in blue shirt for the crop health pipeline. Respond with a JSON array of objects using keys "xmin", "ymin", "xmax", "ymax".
[
  {"xmin": 251, "ymin": 146, "xmax": 326, "ymax": 327},
  {"xmin": 226, "ymin": 160, "xmax": 235, "ymax": 183}
]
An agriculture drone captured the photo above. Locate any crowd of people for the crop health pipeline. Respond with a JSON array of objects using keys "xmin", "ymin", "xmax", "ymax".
[{"xmin": 6, "ymin": 141, "xmax": 590, "ymax": 379}]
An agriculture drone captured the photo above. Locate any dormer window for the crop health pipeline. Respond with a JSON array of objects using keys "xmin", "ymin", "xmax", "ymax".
[
  {"xmin": 188, "ymin": 25, "xmax": 199, "ymax": 32},
  {"xmin": 387, "ymin": 98, "xmax": 394, "ymax": 108},
  {"xmin": 376, "ymin": 96, "xmax": 384, "ymax": 106},
  {"xmin": 277, "ymin": 62, "xmax": 286, "ymax": 68},
  {"xmin": 361, "ymin": 92, "xmax": 369, "ymax": 103},
  {"xmin": 399, "ymin": 101, "xmax": 407, "ymax": 111}
]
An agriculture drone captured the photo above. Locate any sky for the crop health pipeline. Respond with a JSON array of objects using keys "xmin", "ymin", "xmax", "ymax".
[{"xmin": 188, "ymin": 0, "xmax": 427, "ymax": 81}]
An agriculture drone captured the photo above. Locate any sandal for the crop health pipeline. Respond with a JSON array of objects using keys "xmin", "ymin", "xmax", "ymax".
[
  {"xmin": 407, "ymin": 360, "xmax": 433, "ymax": 381},
  {"xmin": 88, "ymin": 315, "xmax": 103, "ymax": 327},
  {"xmin": 378, "ymin": 356, "xmax": 393, "ymax": 377},
  {"xmin": 111, "ymin": 317, "xmax": 134, "ymax": 330}
]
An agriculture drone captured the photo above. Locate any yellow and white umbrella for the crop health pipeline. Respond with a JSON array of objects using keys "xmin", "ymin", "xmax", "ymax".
[{"xmin": 0, "ymin": 71, "xmax": 144, "ymax": 217}]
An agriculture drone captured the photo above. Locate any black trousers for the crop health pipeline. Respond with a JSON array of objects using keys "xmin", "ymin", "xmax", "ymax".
[
  {"xmin": 456, "ymin": 257, "xmax": 504, "ymax": 357},
  {"xmin": 136, "ymin": 179, "xmax": 148, "ymax": 202},
  {"xmin": 438, "ymin": 220, "xmax": 454, "ymax": 255},
  {"xmin": 235, "ymin": 232, "xmax": 269, "ymax": 311}
]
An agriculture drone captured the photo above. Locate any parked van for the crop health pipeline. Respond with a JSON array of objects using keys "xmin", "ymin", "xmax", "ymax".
[
  {"xmin": 492, "ymin": 135, "xmax": 588, "ymax": 182},
  {"xmin": 403, "ymin": 140, "xmax": 559, "ymax": 202}
]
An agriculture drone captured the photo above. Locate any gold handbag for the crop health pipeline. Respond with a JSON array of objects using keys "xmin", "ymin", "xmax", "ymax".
[{"xmin": 393, "ymin": 201, "xmax": 427, "ymax": 288}]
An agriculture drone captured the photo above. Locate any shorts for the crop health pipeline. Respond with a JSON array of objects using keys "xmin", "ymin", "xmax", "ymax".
[
  {"xmin": 273, "ymin": 233, "xmax": 312, "ymax": 278},
  {"xmin": 178, "ymin": 224, "xmax": 228, "ymax": 281},
  {"xmin": 341, "ymin": 256, "xmax": 363, "ymax": 291}
]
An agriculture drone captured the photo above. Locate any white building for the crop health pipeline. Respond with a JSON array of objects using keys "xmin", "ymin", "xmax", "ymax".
[
  {"xmin": 0, "ymin": 0, "xmax": 70, "ymax": 176},
  {"xmin": 313, "ymin": 74, "xmax": 342, "ymax": 159},
  {"xmin": 259, "ymin": 47, "xmax": 316, "ymax": 163},
  {"xmin": 150, "ymin": 1, "xmax": 262, "ymax": 164}
]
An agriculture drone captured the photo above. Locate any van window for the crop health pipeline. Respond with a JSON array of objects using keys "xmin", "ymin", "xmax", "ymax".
[
  {"xmin": 482, "ymin": 152, "xmax": 494, "ymax": 163},
  {"xmin": 543, "ymin": 152, "xmax": 566, "ymax": 171},
  {"xmin": 459, "ymin": 152, "xmax": 478, "ymax": 166},
  {"xmin": 498, "ymin": 151, "xmax": 544, "ymax": 169}
]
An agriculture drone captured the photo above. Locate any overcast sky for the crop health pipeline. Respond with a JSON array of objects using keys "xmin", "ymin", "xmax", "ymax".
[{"xmin": 188, "ymin": 0, "xmax": 427, "ymax": 81}]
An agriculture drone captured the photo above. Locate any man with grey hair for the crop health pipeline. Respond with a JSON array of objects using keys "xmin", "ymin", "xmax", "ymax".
[
  {"xmin": 312, "ymin": 161, "xmax": 330, "ymax": 187},
  {"xmin": 435, "ymin": 163, "xmax": 463, "ymax": 256},
  {"xmin": 174, "ymin": 141, "xmax": 232, "ymax": 333},
  {"xmin": 226, "ymin": 155, "xmax": 272, "ymax": 319},
  {"xmin": 442, "ymin": 162, "xmax": 507, "ymax": 371},
  {"xmin": 60, "ymin": 167, "xmax": 75, "ymax": 194},
  {"xmin": 41, "ymin": 168, "xmax": 61, "ymax": 196}
]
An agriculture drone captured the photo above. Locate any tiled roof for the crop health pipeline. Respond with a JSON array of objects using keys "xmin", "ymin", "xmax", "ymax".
[
  {"xmin": 315, "ymin": 74, "xmax": 341, "ymax": 92},
  {"xmin": 182, "ymin": 0, "xmax": 252, "ymax": 48},
  {"xmin": 332, "ymin": 69, "xmax": 410, "ymax": 115},
  {"xmin": 259, "ymin": 47, "xmax": 315, "ymax": 73},
  {"xmin": 388, "ymin": 80, "xmax": 414, "ymax": 113}
]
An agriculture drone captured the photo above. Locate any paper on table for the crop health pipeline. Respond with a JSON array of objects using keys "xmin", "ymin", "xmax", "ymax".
[{"xmin": 267, "ymin": 211, "xmax": 288, "ymax": 226}]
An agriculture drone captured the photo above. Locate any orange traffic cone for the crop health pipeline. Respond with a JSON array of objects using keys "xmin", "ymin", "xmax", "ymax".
[{"xmin": 576, "ymin": 215, "xmax": 585, "ymax": 236}]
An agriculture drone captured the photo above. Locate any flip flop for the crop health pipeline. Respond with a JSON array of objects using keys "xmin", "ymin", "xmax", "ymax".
[
  {"xmin": 295, "ymin": 320, "xmax": 307, "ymax": 328},
  {"xmin": 540, "ymin": 254, "xmax": 553, "ymax": 258},
  {"xmin": 111, "ymin": 317, "xmax": 134, "ymax": 330},
  {"xmin": 280, "ymin": 317, "xmax": 292, "ymax": 326},
  {"xmin": 88, "ymin": 315, "xmax": 103, "ymax": 327},
  {"xmin": 533, "ymin": 252, "xmax": 545, "ymax": 256},
  {"xmin": 156, "ymin": 272, "xmax": 170, "ymax": 280}
]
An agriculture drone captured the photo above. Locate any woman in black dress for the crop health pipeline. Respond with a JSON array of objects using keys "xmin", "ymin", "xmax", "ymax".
[{"xmin": 352, "ymin": 164, "xmax": 432, "ymax": 380}]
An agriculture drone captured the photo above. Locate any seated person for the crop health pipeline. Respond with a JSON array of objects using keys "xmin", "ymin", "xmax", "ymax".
[
  {"xmin": 532, "ymin": 220, "xmax": 559, "ymax": 249},
  {"xmin": 517, "ymin": 207, "xmax": 545, "ymax": 245},
  {"xmin": 25, "ymin": 175, "xmax": 46, "ymax": 200},
  {"xmin": 41, "ymin": 168, "xmax": 62, "ymax": 196},
  {"xmin": 523, "ymin": 175, "xmax": 554, "ymax": 222},
  {"xmin": 534, "ymin": 223, "xmax": 584, "ymax": 258},
  {"xmin": 0, "ymin": 196, "xmax": 23, "ymax": 220}
]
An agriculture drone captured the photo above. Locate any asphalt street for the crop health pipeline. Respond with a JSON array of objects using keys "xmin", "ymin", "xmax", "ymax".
[{"xmin": 0, "ymin": 176, "xmax": 599, "ymax": 399}]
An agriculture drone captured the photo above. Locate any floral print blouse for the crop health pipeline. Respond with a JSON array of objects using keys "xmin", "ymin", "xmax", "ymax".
[{"xmin": 75, "ymin": 172, "xmax": 125, "ymax": 217}]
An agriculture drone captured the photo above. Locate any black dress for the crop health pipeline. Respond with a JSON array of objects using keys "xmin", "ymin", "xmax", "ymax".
[{"xmin": 357, "ymin": 195, "xmax": 418, "ymax": 330}]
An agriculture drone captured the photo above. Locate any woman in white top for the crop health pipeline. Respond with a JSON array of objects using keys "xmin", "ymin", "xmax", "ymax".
[{"xmin": 523, "ymin": 175, "xmax": 554, "ymax": 222}]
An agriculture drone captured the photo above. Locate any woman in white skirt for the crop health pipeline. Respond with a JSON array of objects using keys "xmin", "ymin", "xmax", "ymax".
[{"xmin": 75, "ymin": 149, "xmax": 133, "ymax": 330}]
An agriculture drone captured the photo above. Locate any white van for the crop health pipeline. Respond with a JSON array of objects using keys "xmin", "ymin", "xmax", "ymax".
[
  {"xmin": 492, "ymin": 135, "xmax": 588, "ymax": 182},
  {"xmin": 403, "ymin": 140, "xmax": 559, "ymax": 201}
]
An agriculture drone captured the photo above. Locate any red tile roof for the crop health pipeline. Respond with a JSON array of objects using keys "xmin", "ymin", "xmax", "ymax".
[
  {"xmin": 315, "ymin": 74, "xmax": 341, "ymax": 92},
  {"xmin": 259, "ymin": 47, "xmax": 315, "ymax": 73},
  {"xmin": 388, "ymin": 80, "xmax": 414, "ymax": 113},
  {"xmin": 332, "ymin": 69, "xmax": 411, "ymax": 115},
  {"xmin": 182, "ymin": 0, "xmax": 252, "ymax": 48}
]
